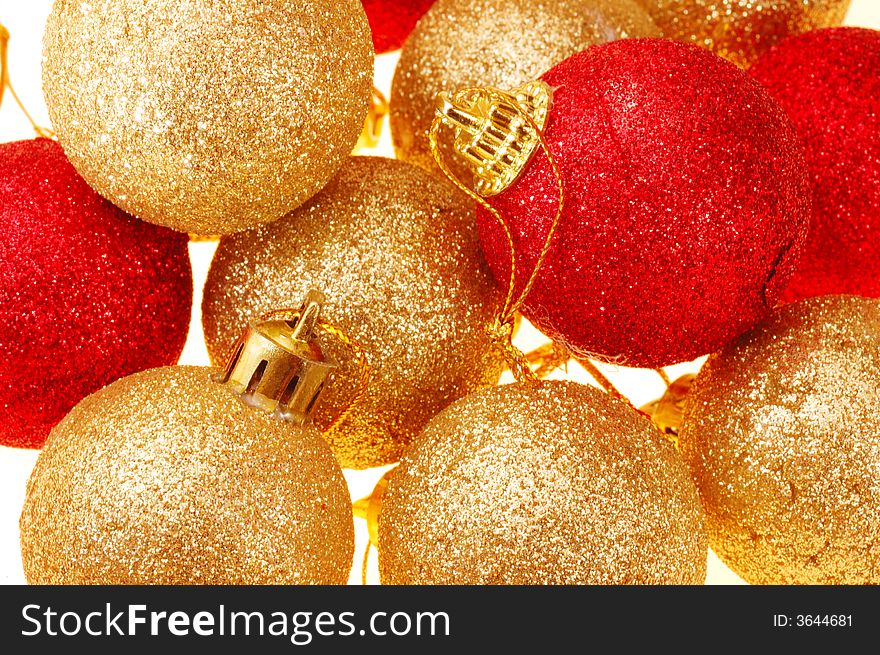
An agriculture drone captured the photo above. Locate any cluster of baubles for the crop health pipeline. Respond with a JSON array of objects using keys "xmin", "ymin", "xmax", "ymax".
[{"xmin": 4, "ymin": 0, "xmax": 879, "ymax": 586}]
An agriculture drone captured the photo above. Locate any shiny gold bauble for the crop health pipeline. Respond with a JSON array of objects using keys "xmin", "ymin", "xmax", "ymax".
[
  {"xmin": 635, "ymin": 0, "xmax": 851, "ymax": 68},
  {"xmin": 202, "ymin": 156, "xmax": 505, "ymax": 470},
  {"xmin": 42, "ymin": 0, "xmax": 373, "ymax": 235},
  {"xmin": 379, "ymin": 381, "xmax": 708, "ymax": 585},
  {"xmin": 390, "ymin": 0, "xmax": 660, "ymax": 175},
  {"xmin": 679, "ymin": 295, "xmax": 880, "ymax": 584},
  {"xmin": 20, "ymin": 366, "xmax": 354, "ymax": 585}
]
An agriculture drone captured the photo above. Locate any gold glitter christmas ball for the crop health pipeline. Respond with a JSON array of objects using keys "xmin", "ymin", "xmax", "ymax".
[
  {"xmin": 202, "ymin": 156, "xmax": 505, "ymax": 470},
  {"xmin": 42, "ymin": 0, "xmax": 373, "ymax": 235},
  {"xmin": 20, "ymin": 366, "xmax": 354, "ymax": 585},
  {"xmin": 390, "ymin": 0, "xmax": 659, "ymax": 175},
  {"xmin": 635, "ymin": 0, "xmax": 851, "ymax": 68},
  {"xmin": 679, "ymin": 295, "xmax": 880, "ymax": 584},
  {"xmin": 379, "ymin": 381, "xmax": 708, "ymax": 585}
]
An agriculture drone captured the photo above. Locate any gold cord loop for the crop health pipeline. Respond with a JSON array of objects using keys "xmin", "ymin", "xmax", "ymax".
[
  {"xmin": 0, "ymin": 24, "xmax": 54, "ymax": 139},
  {"xmin": 429, "ymin": 84, "xmax": 564, "ymax": 384},
  {"xmin": 355, "ymin": 86, "xmax": 390, "ymax": 151}
]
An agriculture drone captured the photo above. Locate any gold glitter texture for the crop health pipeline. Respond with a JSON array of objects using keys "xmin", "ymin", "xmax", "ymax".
[
  {"xmin": 20, "ymin": 366, "xmax": 354, "ymax": 585},
  {"xmin": 42, "ymin": 0, "xmax": 373, "ymax": 234},
  {"xmin": 202, "ymin": 157, "xmax": 505, "ymax": 470},
  {"xmin": 679, "ymin": 295, "xmax": 880, "ymax": 584},
  {"xmin": 379, "ymin": 381, "xmax": 708, "ymax": 585},
  {"xmin": 390, "ymin": 0, "xmax": 659, "ymax": 176},
  {"xmin": 635, "ymin": 0, "xmax": 851, "ymax": 67}
]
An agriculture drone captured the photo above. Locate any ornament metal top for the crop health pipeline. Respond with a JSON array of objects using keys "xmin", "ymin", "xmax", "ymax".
[
  {"xmin": 219, "ymin": 291, "xmax": 337, "ymax": 426},
  {"xmin": 434, "ymin": 80, "xmax": 553, "ymax": 197}
]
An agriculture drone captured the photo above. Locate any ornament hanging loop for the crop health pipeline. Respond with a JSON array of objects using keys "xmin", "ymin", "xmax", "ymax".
[
  {"xmin": 429, "ymin": 81, "xmax": 564, "ymax": 384},
  {"xmin": 0, "ymin": 24, "xmax": 55, "ymax": 139},
  {"xmin": 355, "ymin": 86, "xmax": 390, "ymax": 151}
]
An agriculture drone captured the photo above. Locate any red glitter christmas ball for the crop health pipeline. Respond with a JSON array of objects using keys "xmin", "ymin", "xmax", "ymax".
[
  {"xmin": 0, "ymin": 139, "xmax": 193, "ymax": 449},
  {"xmin": 751, "ymin": 28, "xmax": 880, "ymax": 302},
  {"xmin": 362, "ymin": 0, "xmax": 434, "ymax": 53},
  {"xmin": 475, "ymin": 39, "xmax": 810, "ymax": 368}
]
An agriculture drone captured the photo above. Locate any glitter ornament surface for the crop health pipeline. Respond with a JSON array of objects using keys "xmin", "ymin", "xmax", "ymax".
[
  {"xmin": 635, "ymin": 0, "xmax": 851, "ymax": 68},
  {"xmin": 379, "ymin": 381, "xmax": 707, "ymax": 585},
  {"xmin": 679, "ymin": 296, "xmax": 880, "ymax": 585},
  {"xmin": 202, "ymin": 157, "xmax": 504, "ymax": 470},
  {"xmin": 20, "ymin": 366, "xmax": 354, "ymax": 585},
  {"xmin": 477, "ymin": 40, "xmax": 810, "ymax": 369},
  {"xmin": 362, "ymin": 0, "xmax": 435, "ymax": 53},
  {"xmin": 390, "ymin": 0, "xmax": 659, "ymax": 175},
  {"xmin": 0, "ymin": 138, "xmax": 192, "ymax": 450},
  {"xmin": 42, "ymin": 0, "xmax": 373, "ymax": 235},
  {"xmin": 751, "ymin": 28, "xmax": 880, "ymax": 302}
]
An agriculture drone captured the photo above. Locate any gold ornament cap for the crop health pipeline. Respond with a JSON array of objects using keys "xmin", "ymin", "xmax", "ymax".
[
  {"xmin": 434, "ymin": 80, "xmax": 553, "ymax": 197},
  {"xmin": 219, "ymin": 291, "xmax": 337, "ymax": 425}
]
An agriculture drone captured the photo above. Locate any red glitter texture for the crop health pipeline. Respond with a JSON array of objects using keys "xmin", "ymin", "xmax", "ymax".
[
  {"xmin": 0, "ymin": 139, "xmax": 193, "ymax": 448},
  {"xmin": 362, "ymin": 0, "xmax": 435, "ymax": 53},
  {"xmin": 476, "ymin": 39, "xmax": 810, "ymax": 369},
  {"xmin": 751, "ymin": 28, "xmax": 880, "ymax": 302}
]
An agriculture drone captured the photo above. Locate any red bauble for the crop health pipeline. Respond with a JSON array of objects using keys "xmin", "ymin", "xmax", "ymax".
[
  {"xmin": 751, "ymin": 28, "xmax": 880, "ymax": 302},
  {"xmin": 362, "ymin": 0, "xmax": 434, "ymax": 53},
  {"xmin": 0, "ymin": 139, "xmax": 193, "ymax": 449},
  {"xmin": 476, "ymin": 39, "xmax": 810, "ymax": 368}
]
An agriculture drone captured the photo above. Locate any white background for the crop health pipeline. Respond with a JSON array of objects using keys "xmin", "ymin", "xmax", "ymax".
[{"xmin": 1, "ymin": 1, "xmax": 878, "ymax": 586}]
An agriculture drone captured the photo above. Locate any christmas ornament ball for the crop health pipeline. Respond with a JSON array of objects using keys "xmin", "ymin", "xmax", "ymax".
[
  {"xmin": 362, "ymin": 0, "xmax": 435, "ymax": 53},
  {"xmin": 679, "ymin": 296, "xmax": 880, "ymax": 584},
  {"xmin": 476, "ymin": 39, "xmax": 810, "ymax": 369},
  {"xmin": 751, "ymin": 28, "xmax": 880, "ymax": 302},
  {"xmin": 379, "ymin": 381, "xmax": 707, "ymax": 584},
  {"xmin": 0, "ymin": 138, "xmax": 192, "ymax": 450},
  {"xmin": 636, "ymin": 0, "xmax": 852, "ymax": 68},
  {"xmin": 202, "ymin": 157, "xmax": 505, "ymax": 470},
  {"xmin": 390, "ymin": 0, "xmax": 659, "ymax": 174},
  {"xmin": 42, "ymin": 0, "xmax": 373, "ymax": 234},
  {"xmin": 20, "ymin": 366, "xmax": 354, "ymax": 585}
]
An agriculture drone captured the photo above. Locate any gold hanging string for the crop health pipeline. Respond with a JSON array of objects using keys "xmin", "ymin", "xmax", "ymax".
[
  {"xmin": 523, "ymin": 340, "xmax": 570, "ymax": 379},
  {"xmin": 355, "ymin": 86, "xmax": 390, "ymax": 151},
  {"xmin": 430, "ymin": 85, "xmax": 646, "ymax": 417},
  {"xmin": 352, "ymin": 469, "xmax": 392, "ymax": 583},
  {"xmin": 361, "ymin": 540, "xmax": 372, "ymax": 585},
  {"xmin": 0, "ymin": 24, "xmax": 54, "ymax": 139},
  {"xmin": 259, "ymin": 308, "xmax": 372, "ymax": 437},
  {"xmin": 654, "ymin": 367, "xmax": 671, "ymax": 388},
  {"xmin": 570, "ymin": 355, "xmax": 643, "ymax": 413},
  {"xmin": 429, "ymin": 87, "xmax": 565, "ymax": 384}
]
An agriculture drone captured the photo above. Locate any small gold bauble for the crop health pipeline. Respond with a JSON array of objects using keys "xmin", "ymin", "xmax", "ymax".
[
  {"xmin": 20, "ymin": 366, "xmax": 354, "ymax": 585},
  {"xmin": 379, "ymin": 381, "xmax": 707, "ymax": 585},
  {"xmin": 202, "ymin": 156, "xmax": 505, "ymax": 470},
  {"xmin": 390, "ymin": 0, "xmax": 659, "ymax": 175},
  {"xmin": 635, "ymin": 0, "xmax": 851, "ymax": 68},
  {"xmin": 42, "ymin": 0, "xmax": 373, "ymax": 234},
  {"xmin": 679, "ymin": 295, "xmax": 880, "ymax": 584}
]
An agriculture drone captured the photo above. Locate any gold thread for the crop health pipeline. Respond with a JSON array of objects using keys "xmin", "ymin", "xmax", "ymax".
[
  {"xmin": 355, "ymin": 86, "xmax": 390, "ymax": 150},
  {"xmin": 654, "ymin": 368, "xmax": 671, "ymax": 388},
  {"xmin": 258, "ymin": 308, "xmax": 373, "ymax": 438},
  {"xmin": 0, "ymin": 24, "xmax": 55, "ymax": 139},
  {"xmin": 430, "ymin": 85, "xmax": 646, "ymax": 416},
  {"xmin": 429, "ymin": 86, "xmax": 565, "ymax": 384},
  {"xmin": 361, "ymin": 540, "xmax": 372, "ymax": 585},
  {"xmin": 352, "ymin": 497, "xmax": 369, "ymax": 520},
  {"xmin": 524, "ymin": 341, "xmax": 570, "ymax": 379}
]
